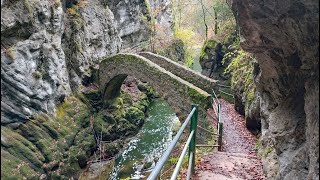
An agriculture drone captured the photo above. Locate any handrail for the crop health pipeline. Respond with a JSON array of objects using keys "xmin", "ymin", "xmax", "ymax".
[
  {"xmin": 148, "ymin": 88, "xmax": 226, "ymax": 179},
  {"xmin": 147, "ymin": 105, "xmax": 198, "ymax": 180},
  {"xmin": 211, "ymin": 89, "xmax": 221, "ymax": 105},
  {"xmin": 216, "ymin": 83, "xmax": 232, "ymax": 88},
  {"xmin": 212, "ymin": 89, "xmax": 223, "ymax": 151},
  {"xmin": 218, "ymin": 89, "xmax": 234, "ymax": 98},
  {"xmin": 170, "ymin": 130, "xmax": 194, "ymax": 180}
]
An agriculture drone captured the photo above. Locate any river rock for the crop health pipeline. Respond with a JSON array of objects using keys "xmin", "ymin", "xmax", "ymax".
[{"xmin": 171, "ymin": 117, "xmax": 181, "ymax": 135}]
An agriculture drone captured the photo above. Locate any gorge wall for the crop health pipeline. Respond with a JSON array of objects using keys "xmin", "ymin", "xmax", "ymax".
[
  {"xmin": 230, "ymin": 0, "xmax": 319, "ymax": 179},
  {"xmin": 1, "ymin": 0, "xmax": 155, "ymax": 178},
  {"xmin": 1, "ymin": 0, "xmax": 151, "ymax": 125}
]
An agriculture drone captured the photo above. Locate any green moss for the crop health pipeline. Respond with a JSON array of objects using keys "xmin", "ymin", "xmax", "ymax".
[
  {"xmin": 246, "ymin": 88, "xmax": 255, "ymax": 105},
  {"xmin": 225, "ymin": 50, "xmax": 256, "ymax": 107},
  {"xmin": 102, "ymin": 141, "xmax": 123, "ymax": 157},
  {"xmin": 1, "ymin": 95, "xmax": 100, "ymax": 179},
  {"xmin": 200, "ymin": 39, "xmax": 217, "ymax": 61},
  {"xmin": 167, "ymin": 156, "xmax": 188, "ymax": 167},
  {"xmin": 187, "ymin": 88, "xmax": 210, "ymax": 110},
  {"xmin": 263, "ymin": 147, "xmax": 274, "ymax": 158},
  {"xmin": 124, "ymin": 107, "xmax": 145, "ymax": 127},
  {"xmin": 55, "ymin": 96, "xmax": 90, "ymax": 128},
  {"xmin": 1, "ymin": 127, "xmax": 44, "ymax": 171},
  {"xmin": 1, "ymin": 149, "xmax": 40, "ymax": 179}
]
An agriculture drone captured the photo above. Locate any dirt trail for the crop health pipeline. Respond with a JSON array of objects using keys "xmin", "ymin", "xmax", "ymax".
[{"xmin": 193, "ymin": 99, "xmax": 266, "ymax": 180}]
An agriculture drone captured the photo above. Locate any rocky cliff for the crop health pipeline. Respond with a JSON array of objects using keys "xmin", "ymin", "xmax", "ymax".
[
  {"xmin": 1, "ymin": 0, "xmax": 151, "ymax": 125},
  {"xmin": 230, "ymin": 0, "xmax": 319, "ymax": 179},
  {"xmin": 1, "ymin": 0, "xmax": 154, "ymax": 178}
]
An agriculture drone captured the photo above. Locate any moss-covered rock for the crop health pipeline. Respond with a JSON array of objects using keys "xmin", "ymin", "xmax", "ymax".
[
  {"xmin": 1, "ymin": 96, "xmax": 97, "ymax": 179},
  {"xmin": 125, "ymin": 107, "xmax": 145, "ymax": 127},
  {"xmin": 200, "ymin": 39, "xmax": 217, "ymax": 63},
  {"xmin": 79, "ymin": 160, "xmax": 115, "ymax": 180},
  {"xmin": 137, "ymin": 82, "xmax": 158, "ymax": 99},
  {"xmin": 1, "ymin": 149, "xmax": 41, "ymax": 179},
  {"xmin": 224, "ymin": 50, "xmax": 261, "ymax": 131}
]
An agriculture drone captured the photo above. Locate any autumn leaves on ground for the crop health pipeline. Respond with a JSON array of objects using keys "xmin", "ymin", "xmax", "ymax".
[{"xmin": 194, "ymin": 99, "xmax": 266, "ymax": 180}]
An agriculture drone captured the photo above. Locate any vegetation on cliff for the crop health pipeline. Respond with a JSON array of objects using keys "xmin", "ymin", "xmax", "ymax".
[{"xmin": 1, "ymin": 80, "xmax": 156, "ymax": 179}]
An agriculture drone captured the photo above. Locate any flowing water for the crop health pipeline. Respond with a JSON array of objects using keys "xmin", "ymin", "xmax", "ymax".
[
  {"xmin": 110, "ymin": 99, "xmax": 179, "ymax": 179},
  {"xmin": 109, "ymin": 50, "xmax": 203, "ymax": 179}
]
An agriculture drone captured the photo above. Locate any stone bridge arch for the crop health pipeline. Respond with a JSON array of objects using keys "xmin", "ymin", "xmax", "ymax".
[{"xmin": 99, "ymin": 53, "xmax": 211, "ymax": 119}]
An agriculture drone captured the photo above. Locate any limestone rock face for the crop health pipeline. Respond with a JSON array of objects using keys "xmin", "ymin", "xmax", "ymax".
[
  {"xmin": 62, "ymin": 0, "xmax": 122, "ymax": 90},
  {"xmin": 230, "ymin": 0, "xmax": 319, "ymax": 179},
  {"xmin": 1, "ymin": 0, "xmax": 151, "ymax": 124},
  {"xmin": 149, "ymin": 0, "xmax": 173, "ymax": 39},
  {"xmin": 1, "ymin": 0, "xmax": 71, "ymax": 124},
  {"xmin": 106, "ymin": 0, "xmax": 151, "ymax": 48}
]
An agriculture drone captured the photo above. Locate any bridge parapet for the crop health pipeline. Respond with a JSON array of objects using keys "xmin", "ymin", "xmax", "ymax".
[
  {"xmin": 138, "ymin": 52, "xmax": 218, "ymax": 93},
  {"xmin": 99, "ymin": 53, "xmax": 211, "ymax": 119}
]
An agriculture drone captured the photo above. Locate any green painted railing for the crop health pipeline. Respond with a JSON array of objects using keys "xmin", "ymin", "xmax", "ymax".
[
  {"xmin": 211, "ymin": 89, "xmax": 223, "ymax": 151},
  {"xmin": 147, "ymin": 105, "xmax": 198, "ymax": 180},
  {"xmin": 147, "ymin": 88, "xmax": 228, "ymax": 179}
]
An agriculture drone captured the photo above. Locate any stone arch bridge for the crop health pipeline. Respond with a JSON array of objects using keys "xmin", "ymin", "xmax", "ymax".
[{"xmin": 99, "ymin": 52, "xmax": 218, "ymax": 118}]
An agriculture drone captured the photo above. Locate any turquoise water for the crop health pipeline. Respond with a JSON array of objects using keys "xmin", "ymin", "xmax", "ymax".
[{"xmin": 110, "ymin": 99, "xmax": 179, "ymax": 179}]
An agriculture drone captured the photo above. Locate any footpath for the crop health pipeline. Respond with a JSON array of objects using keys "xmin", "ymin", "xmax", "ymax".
[{"xmin": 194, "ymin": 99, "xmax": 266, "ymax": 180}]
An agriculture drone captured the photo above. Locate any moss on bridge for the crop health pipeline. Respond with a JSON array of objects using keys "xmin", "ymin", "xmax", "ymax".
[
  {"xmin": 138, "ymin": 52, "xmax": 217, "ymax": 94},
  {"xmin": 99, "ymin": 53, "xmax": 211, "ymax": 119}
]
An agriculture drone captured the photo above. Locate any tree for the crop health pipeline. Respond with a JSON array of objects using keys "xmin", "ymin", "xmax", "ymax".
[{"xmin": 199, "ymin": 0, "xmax": 208, "ymax": 39}]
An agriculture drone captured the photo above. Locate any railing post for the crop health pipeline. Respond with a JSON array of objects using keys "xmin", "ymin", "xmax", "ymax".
[
  {"xmin": 218, "ymin": 122, "xmax": 223, "ymax": 151},
  {"xmin": 217, "ymin": 103, "xmax": 223, "ymax": 151},
  {"xmin": 189, "ymin": 104, "xmax": 198, "ymax": 175}
]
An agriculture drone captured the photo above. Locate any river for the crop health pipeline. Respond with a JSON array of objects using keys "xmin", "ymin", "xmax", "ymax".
[{"xmin": 110, "ymin": 99, "xmax": 179, "ymax": 179}]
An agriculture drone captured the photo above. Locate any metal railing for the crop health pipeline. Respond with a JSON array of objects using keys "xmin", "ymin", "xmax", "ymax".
[
  {"xmin": 148, "ymin": 88, "xmax": 228, "ymax": 179},
  {"xmin": 216, "ymin": 84, "xmax": 235, "ymax": 102},
  {"xmin": 211, "ymin": 89, "xmax": 223, "ymax": 151},
  {"xmin": 147, "ymin": 105, "xmax": 198, "ymax": 180}
]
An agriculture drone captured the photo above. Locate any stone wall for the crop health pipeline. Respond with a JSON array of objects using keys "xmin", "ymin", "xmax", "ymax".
[
  {"xmin": 99, "ymin": 53, "xmax": 212, "ymax": 119},
  {"xmin": 230, "ymin": 0, "xmax": 319, "ymax": 179},
  {"xmin": 139, "ymin": 52, "xmax": 218, "ymax": 94}
]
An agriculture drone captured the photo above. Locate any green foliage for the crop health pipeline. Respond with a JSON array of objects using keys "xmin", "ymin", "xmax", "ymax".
[
  {"xmin": 185, "ymin": 49, "xmax": 195, "ymax": 68},
  {"xmin": 168, "ymin": 156, "xmax": 188, "ymax": 167},
  {"xmin": 172, "ymin": 29, "xmax": 197, "ymax": 67},
  {"xmin": 213, "ymin": 1, "xmax": 234, "ymax": 24},
  {"xmin": 174, "ymin": 29, "xmax": 195, "ymax": 44}
]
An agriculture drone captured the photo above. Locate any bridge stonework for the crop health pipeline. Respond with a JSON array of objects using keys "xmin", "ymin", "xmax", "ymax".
[
  {"xmin": 138, "ymin": 52, "xmax": 217, "ymax": 94},
  {"xmin": 99, "ymin": 53, "xmax": 211, "ymax": 119}
]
